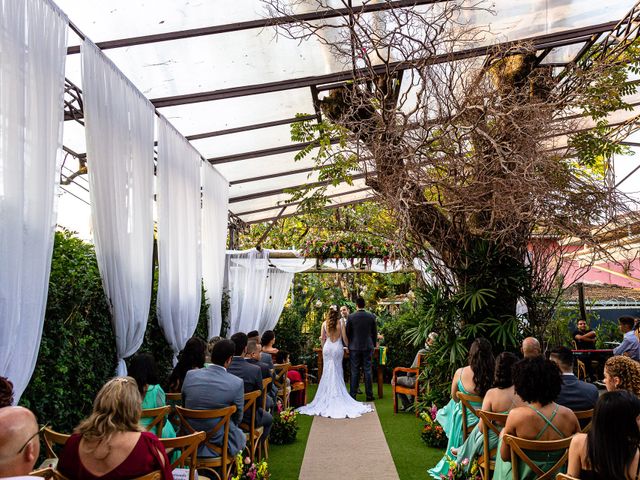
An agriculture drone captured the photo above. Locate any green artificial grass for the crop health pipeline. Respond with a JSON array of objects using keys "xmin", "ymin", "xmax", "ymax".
[
  {"xmin": 376, "ymin": 384, "xmax": 444, "ymax": 480},
  {"xmin": 267, "ymin": 384, "xmax": 317, "ymax": 480},
  {"xmin": 267, "ymin": 384, "xmax": 444, "ymax": 480}
]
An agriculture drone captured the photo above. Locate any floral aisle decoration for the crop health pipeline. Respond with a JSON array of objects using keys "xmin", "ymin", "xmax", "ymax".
[
  {"xmin": 233, "ymin": 454, "xmax": 269, "ymax": 480},
  {"xmin": 270, "ymin": 406, "xmax": 299, "ymax": 445},
  {"xmin": 300, "ymin": 235, "xmax": 399, "ymax": 264},
  {"xmin": 420, "ymin": 405, "xmax": 446, "ymax": 449},
  {"xmin": 440, "ymin": 457, "xmax": 482, "ymax": 480}
]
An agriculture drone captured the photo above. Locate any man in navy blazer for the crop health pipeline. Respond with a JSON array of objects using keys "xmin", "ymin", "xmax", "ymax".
[
  {"xmin": 181, "ymin": 339, "xmax": 246, "ymax": 457},
  {"xmin": 549, "ymin": 346, "xmax": 598, "ymax": 411},
  {"xmin": 346, "ymin": 297, "xmax": 377, "ymax": 401}
]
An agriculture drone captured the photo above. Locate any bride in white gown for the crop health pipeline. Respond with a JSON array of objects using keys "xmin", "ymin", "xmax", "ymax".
[{"xmin": 298, "ymin": 306, "xmax": 373, "ymax": 419}]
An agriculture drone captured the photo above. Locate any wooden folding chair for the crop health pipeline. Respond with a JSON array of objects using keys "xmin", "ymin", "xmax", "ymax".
[
  {"xmin": 176, "ymin": 405, "xmax": 237, "ymax": 480},
  {"xmin": 132, "ymin": 472, "xmax": 162, "ymax": 480},
  {"xmin": 159, "ymin": 431, "xmax": 206, "ymax": 480},
  {"xmin": 43, "ymin": 427, "xmax": 70, "ymax": 459},
  {"xmin": 290, "ymin": 364, "xmax": 308, "ymax": 406},
  {"xmin": 274, "ymin": 363, "xmax": 291, "ymax": 409},
  {"xmin": 141, "ymin": 405, "xmax": 171, "ymax": 437},
  {"xmin": 261, "ymin": 377, "xmax": 272, "ymax": 411},
  {"xmin": 29, "ymin": 467, "xmax": 68, "ymax": 480},
  {"xmin": 392, "ymin": 353, "xmax": 423, "ymax": 417},
  {"xmin": 457, "ymin": 391, "xmax": 483, "ymax": 441},
  {"xmin": 573, "ymin": 409, "xmax": 594, "ymax": 433},
  {"xmin": 240, "ymin": 390, "xmax": 263, "ymax": 462},
  {"xmin": 503, "ymin": 434, "xmax": 573, "ymax": 480},
  {"xmin": 166, "ymin": 392, "xmax": 182, "ymax": 429},
  {"xmin": 555, "ymin": 474, "xmax": 579, "ymax": 480},
  {"xmin": 476, "ymin": 410, "xmax": 509, "ymax": 480}
]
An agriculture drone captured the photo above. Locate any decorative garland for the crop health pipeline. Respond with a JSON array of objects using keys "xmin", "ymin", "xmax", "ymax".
[{"xmin": 300, "ymin": 235, "xmax": 399, "ymax": 261}]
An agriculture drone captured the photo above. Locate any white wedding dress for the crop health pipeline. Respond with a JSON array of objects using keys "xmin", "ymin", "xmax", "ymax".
[{"xmin": 298, "ymin": 321, "xmax": 373, "ymax": 419}]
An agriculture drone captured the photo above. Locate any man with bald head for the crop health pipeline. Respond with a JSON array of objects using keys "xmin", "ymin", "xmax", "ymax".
[
  {"xmin": 521, "ymin": 337, "xmax": 541, "ymax": 358},
  {"xmin": 0, "ymin": 407, "xmax": 40, "ymax": 478}
]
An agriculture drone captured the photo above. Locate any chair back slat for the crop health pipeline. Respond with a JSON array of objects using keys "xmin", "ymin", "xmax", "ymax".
[
  {"xmin": 175, "ymin": 405, "xmax": 235, "ymax": 456},
  {"xmin": 262, "ymin": 377, "xmax": 272, "ymax": 411},
  {"xmin": 43, "ymin": 428, "xmax": 70, "ymax": 459},
  {"xmin": 274, "ymin": 363, "xmax": 291, "ymax": 408},
  {"xmin": 141, "ymin": 405, "xmax": 171, "ymax": 436},
  {"xmin": 477, "ymin": 410, "xmax": 509, "ymax": 480},
  {"xmin": 132, "ymin": 471, "xmax": 162, "ymax": 480},
  {"xmin": 457, "ymin": 391, "xmax": 482, "ymax": 441},
  {"xmin": 573, "ymin": 409, "xmax": 594, "ymax": 433},
  {"xmin": 556, "ymin": 474, "xmax": 579, "ymax": 480},
  {"xmin": 159, "ymin": 431, "xmax": 206, "ymax": 480},
  {"xmin": 504, "ymin": 434, "xmax": 573, "ymax": 480}
]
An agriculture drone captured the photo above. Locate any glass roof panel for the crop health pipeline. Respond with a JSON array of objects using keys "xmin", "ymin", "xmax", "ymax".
[
  {"xmin": 191, "ymin": 124, "xmax": 295, "ymax": 158},
  {"xmin": 215, "ymin": 150, "xmax": 320, "ymax": 183}
]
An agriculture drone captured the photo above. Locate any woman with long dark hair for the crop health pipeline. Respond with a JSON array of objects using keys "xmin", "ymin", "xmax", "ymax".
[
  {"xmin": 568, "ymin": 390, "xmax": 640, "ymax": 479},
  {"xmin": 167, "ymin": 337, "xmax": 206, "ymax": 393},
  {"xmin": 428, "ymin": 337, "xmax": 496, "ymax": 478}
]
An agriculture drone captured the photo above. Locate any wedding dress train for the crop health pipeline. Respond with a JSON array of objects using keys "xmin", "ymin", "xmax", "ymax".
[{"xmin": 298, "ymin": 334, "xmax": 373, "ymax": 419}]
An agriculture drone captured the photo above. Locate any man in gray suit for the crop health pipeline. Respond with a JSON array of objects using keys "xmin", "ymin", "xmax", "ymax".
[
  {"xmin": 346, "ymin": 297, "xmax": 377, "ymax": 401},
  {"xmin": 181, "ymin": 339, "xmax": 246, "ymax": 457},
  {"xmin": 549, "ymin": 346, "xmax": 598, "ymax": 411},
  {"xmin": 228, "ymin": 332, "xmax": 273, "ymax": 445}
]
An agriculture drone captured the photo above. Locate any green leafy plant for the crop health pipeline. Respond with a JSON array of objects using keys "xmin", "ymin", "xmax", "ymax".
[{"xmin": 270, "ymin": 407, "xmax": 299, "ymax": 445}]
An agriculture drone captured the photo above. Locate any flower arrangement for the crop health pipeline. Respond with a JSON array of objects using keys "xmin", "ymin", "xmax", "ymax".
[
  {"xmin": 440, "ymin": 457, "xmax": 482, "ymax": 480},
  {"xmin": 269, "ymin": 407, "xmax": 299, "ymax": 445},
  {"xmin": 420, "ymin": 405, "xmax": 447, "ymax": 449},
  {"xmin": 233, "ymin": 454, "xmax": 269, "ymax": 480},
  {"xmin": 300, "ymin": 235, "xmax": 398, "ymax": 261}
]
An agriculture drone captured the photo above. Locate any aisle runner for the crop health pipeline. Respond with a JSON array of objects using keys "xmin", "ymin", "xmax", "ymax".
[{"xmin": 299, "ymin": 404, "xmax": 400, "ymax": 480}]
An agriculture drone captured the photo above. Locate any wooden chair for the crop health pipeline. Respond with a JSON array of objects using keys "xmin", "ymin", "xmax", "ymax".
[
  {"xmin": 290, "ymin": 364, "xmax": 309, "ymax": 406},
  {"xmin": 556, "ymin": 474, "xmax": 579, "ymax": 480},
  {"xmin": 29, "ymin": 468, "xmax": 68, "ymax": 480},
  {"xmin": 274, "ymin": 363, "xmax": 291, "ymax": 409},
  {"xmin": 176, "ymin": 405, "xmax": 237, "ymax": 480},
  {"xmin": 457, "ymin": 391, "xmax": 483, "ymax": 441},
  {"xmin": 503, "ymin": 434, "xmax": 573, "ymax": 480},
  {"xmin": 43, "ymin": 427, "xmax": 70, "ymax": 459},
  {"xmin": 476, "ymin": 410, "xmax": 509, "ymax": 480},
  {"xmin": 573, "ymin": 409, "xmax": 594, "ymax": 433},
  {"xmin": 166, "ymin": 392, "xmax": 182, "ymax": 429},
  {"xmin": 261, "ymin": 377, "xmax": 273, "ymax": 411},
  {"xmin": 240, "ymin": 390, "xmax": 263, "ymax": 462},
  {"xmin": 141, "ymin": 405, "xmax": 171, "ymax": 436},
  {"xmin": 159, "ymin": 431, "xmax": 206, "ymax": 480},
  {"xmin": 133, "ymin": 472, "xmax": 162, "ymax": 480},
  {"xmin": 392, "ymin": 353, "xmax": 423, "ymax": 416}
]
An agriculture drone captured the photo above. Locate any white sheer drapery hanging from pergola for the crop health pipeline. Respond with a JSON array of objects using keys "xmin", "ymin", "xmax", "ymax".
[
  {"xmin": 0, "ymin": 0, "xmax": 68, "ymax": 403},
  {"xmin": 156, "ymin": 116, "xmax": 202, "ymax": 362},
  {"xmin": 82, "ymin": 39, "xmax": 155, "ymax": 376}
]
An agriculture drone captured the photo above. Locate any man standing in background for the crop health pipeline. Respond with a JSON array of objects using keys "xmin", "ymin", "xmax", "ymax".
[{"xmin": 346, "ymin": 297, "xmax": 377, "ymax": 401}]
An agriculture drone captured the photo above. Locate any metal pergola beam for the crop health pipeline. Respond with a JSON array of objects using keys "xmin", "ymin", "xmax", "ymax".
[
  {"xmin": 185, "ymin": 114, "xmax": 317, "ymax": 141},
  {"xmin": 243, "ymin": 196, "xmax": 376, "ymax": 224},
  {"xmin": 149, "ymin": 21, "xmax": 618, "ymax": 109},
  {"xmin": 65, "ymin": 0, "xmax": 451, "ymax": 55}
]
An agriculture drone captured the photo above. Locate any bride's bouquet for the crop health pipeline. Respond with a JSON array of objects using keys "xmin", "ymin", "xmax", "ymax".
[{"xmin": 270, "ymin": 407, "xmax": 299, "ymax": 445}]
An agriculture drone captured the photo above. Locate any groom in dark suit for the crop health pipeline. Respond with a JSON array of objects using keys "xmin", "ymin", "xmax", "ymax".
[{"xmin": 346, "ymin": 297, "xmax": 377, "ymax": 401}]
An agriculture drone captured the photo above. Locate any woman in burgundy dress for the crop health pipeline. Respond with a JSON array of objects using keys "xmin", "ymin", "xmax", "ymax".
[{"xmin": 58, "ymin": 376, "xmax": 173, "ymax": 480}]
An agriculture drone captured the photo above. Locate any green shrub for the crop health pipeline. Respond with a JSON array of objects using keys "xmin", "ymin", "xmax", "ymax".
[
  {"xmin": 379, "ymin": 307, "xmax": 419, "ymax": 373},
  {"xmin": 20, "ymin": 230, "xmax": 117, "ymax": 432}
]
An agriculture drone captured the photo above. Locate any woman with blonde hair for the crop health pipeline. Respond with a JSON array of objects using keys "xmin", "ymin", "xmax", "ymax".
[
  {"xmin": 298, "ymin": 305, "xmax": 373, "ymax": 418},
  {"xmin": 603, "ymin": 355, "xmax": 640, "ymax": 396},
  {"xmin": 58, "ymin": 376, "xmax": 173, "ymax": 480}
]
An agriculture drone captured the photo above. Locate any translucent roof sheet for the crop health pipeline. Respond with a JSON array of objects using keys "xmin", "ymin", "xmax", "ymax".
[{"xmin": 52, "ymin": 0, "xmax": 640, "ymax": 226}]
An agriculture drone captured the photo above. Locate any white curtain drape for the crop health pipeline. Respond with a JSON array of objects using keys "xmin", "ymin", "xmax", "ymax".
[
  {"xmin": 82, "ymin": 40, "xmax": 155, "ymax": 376},
  {"xmin": 156, "ymin": 117, "xmax": 202, "ymax": 359},
  {"xmin": 269, "ymin": 257, "xmax": 315, "ymax": 273},
  {"xmin": 258, "ymin": 268, "xmax": 294, "ymax": 333},
  {"xmin": 0, "ymin": 0, "xmax": 67, "ymax": 403},
  {"xmin": 370, "ymin": 259, "xmax": 406, "ymax": 273},
  {"xmin": 226, "ymin": 249, "xmax": 269, "ymax": 335},
  {"xmin": 201, "ymin": 164, "xmax": 229, "ymax": 338}
]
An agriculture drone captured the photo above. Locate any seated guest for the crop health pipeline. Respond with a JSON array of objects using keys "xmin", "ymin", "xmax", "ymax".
[
  {"xmin": 228, "ymin": 333, "xmax": 272, "ymax": 444},
  {"xmin": 181, "ymin": 339, "xmax": 246, "ymax": 457},
  {"xmin": 454, "ymin": 352, "xmax": 524, "ymax": 471},
  {"xmin": 573, "ymin": 319, "xmax": 596, "ymax": 350},
  {"xmin": 247, "ymin": 331, "xmax": 260, "ymax": 342},
  {"xmin": 58, "ymin": 377, "xmax": 172, "ymax": 479},
  {"xmin": 128, "ymin": 353, "xmax": 176, "ymax": 439},
  {"xmin": 261, "ymin": 330, "xmax": 279, "ymax": 360},
  {"xmin": 567, "ymin": 390, "xmax": 640, "ymax": 479},
  {"xmin": 428, "ymin": 337, "xmax": 495, "ymax": 478},
  {"xmin": 0, "ymin": 406, "xmax": 40, "ymax": 478},
  {"xmin": 0, "ymin": 377, "xmax": 13, "ymax": 408},
  {"xmin": 245, "ymin": 340, "xmax": 274, "ymax": 410},
  {"xmin": 167, "ymin": 337, "xmax": 206, "ymax": 392},
  {"xmin": 549, "ymin": 346, "xmax": 598, "ymax": 411},
  {"xmin": 613, "ymin": 316, "xmax": 640, "ymax": 361},
  {"xmin": 493, "ymin": 357, "xmax": 580, "ymax": 480},
  {"xmin": 392, "ymin": 336, "xmax": 432, "ymax": 411},
  {"xmin": 521, "ymin": 337, "xmax": 541, "ymax": 358},
  {"xmin": 276, "ymin": 351, "xmax": 305, "ymax": 408},
  {"xmin": 603, "ymin": 355, "xmax": 640, "ymax": 396}
]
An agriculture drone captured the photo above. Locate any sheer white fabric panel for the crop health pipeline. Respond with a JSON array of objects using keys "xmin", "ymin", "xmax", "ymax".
[
  {"xmin": 157, "ymin": 117, "xmax": 202, "ymax": 357},
  {"xmin": 0, "ymin": 0, "xmax": 67, "ymax": 403},
  {"xmin": 227, "ymin": 249, "xmax": 269, "ymax": 335},
  {"xmin": 268, "ymin": 257, "xmax": 315, "ymax": 273},
  {"xmin": 202, "ymin": 164, "xmax": 229, "ymax": 338},
  {"xmin": 81, "ymin": 40, "xmax": 155, "ymax": 376},
  {"xmin": 259, "ymin": 268, "xmax": 294, "ymax": 333},
  {"xmin": 369, "ymin": 259, "xmax": 406, "ymax": 273}
]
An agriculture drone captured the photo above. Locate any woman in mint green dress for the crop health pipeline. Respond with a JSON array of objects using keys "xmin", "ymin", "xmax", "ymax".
[
  {"xmin": 428, "ymin": 338, "xmax": 495, "ymax": 479},
  {"xmin": 129, "ymin": 353, "xmax": 177, "ymax": 439},
  {"xmin": 454, "ymin": 352, "xmax": 524, "ymax": 472},
  {"xmin": 493, "ymin": 357, "xmax": 580, "ymax": 480}
]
